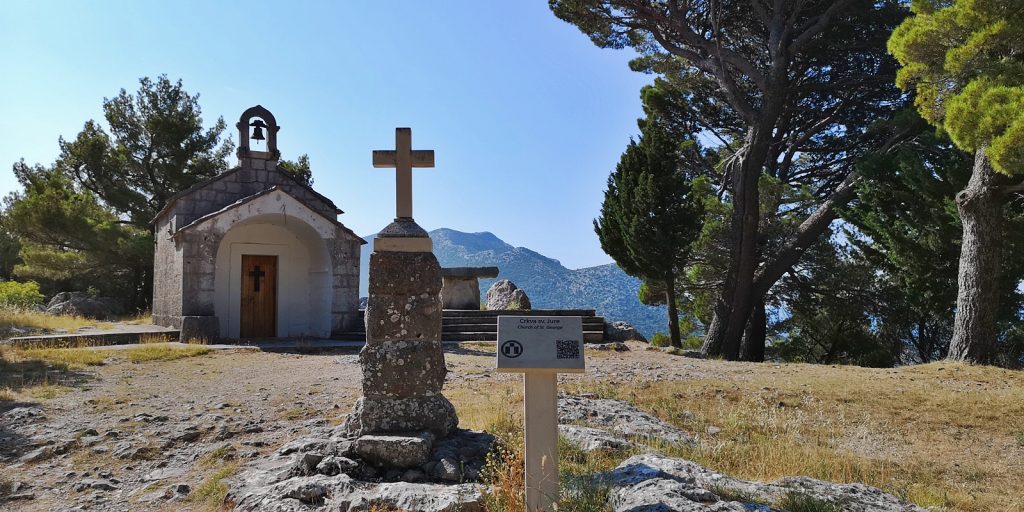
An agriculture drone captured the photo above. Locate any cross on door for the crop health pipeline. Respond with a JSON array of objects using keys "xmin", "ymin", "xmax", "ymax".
[
  {"xmin": 249, "ymin": 265, "xmax": 266, "ymax": 292},
  {"xmin": 372, "ymin": 128, "xmax": 435, "ymax": 220}
]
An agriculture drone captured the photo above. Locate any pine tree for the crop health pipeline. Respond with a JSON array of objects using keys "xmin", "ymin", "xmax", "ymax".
[
  {"xmin": 594, "ymin": 119, "xmax": 705, "ymax": 348},
  {"xmin": 889, "ymin": 0, "xmax": 1024, "ymax": 363}
]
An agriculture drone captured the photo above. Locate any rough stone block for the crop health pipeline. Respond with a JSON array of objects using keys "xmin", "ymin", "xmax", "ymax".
[
  {"xmin": 440, "ymin": 277, "xmax": 482, "ymax": 310},
  {"xmin": 367, "ymin": 252, "xmax": 442, "ymax": 296},
  {"xmin": 365, "ymin": 293, "xmax": 442, "ymax": 342},
  {"xmin": 180, "ymin": 316, "xmax": 219, "ymax": 343},
  {"xmin": 353, "ymin": 432, "xmax": 434, "ymax": 468},
  {"xmin": 359, "ymin": 340, "xmax": 446, "ymax": 398},
  {"xmin": 343, "ymin": 396, "xmax": 458, "ymax": 438}
]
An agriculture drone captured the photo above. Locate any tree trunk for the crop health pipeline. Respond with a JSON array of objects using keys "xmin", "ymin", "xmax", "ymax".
[
  {"xmin": 666, "ymin": 275, "xmax": 682, "ymax": 349},
  {"xmin": 702, "ymin": 128, "xmax": 767, "ymax": 360},
  {"xmin": 948, "ymin": 148, "xmax": 1003, "ymax": 364},
  {"xmin": 740, "ymin": 300, "xmax": 767, "ymax": 362}
]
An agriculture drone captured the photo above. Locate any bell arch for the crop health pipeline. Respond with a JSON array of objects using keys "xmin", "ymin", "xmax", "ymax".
[{"xmin": 236, "ymin": 104, "xmax": 281, "ymax": 160}]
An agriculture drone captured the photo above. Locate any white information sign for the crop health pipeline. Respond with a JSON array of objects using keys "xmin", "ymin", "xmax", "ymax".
[
  {"xmin": 495, "ymin": 316, "xmax": 585, "ymax": 373},
  {"xmin": 495, "ymin": 315, "xmax": 586, "ymax": 511}
]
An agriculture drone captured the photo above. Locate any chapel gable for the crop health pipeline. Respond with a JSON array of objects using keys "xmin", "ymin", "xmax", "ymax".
[{"xmin": 154, "ymin": 105, "xmax": 342, "ymax": 234}]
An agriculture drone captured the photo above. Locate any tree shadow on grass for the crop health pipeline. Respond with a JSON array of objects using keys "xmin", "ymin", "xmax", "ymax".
[
  {"xmin": 444, "ymin": 344, "xmax": 495, "ymax": 357},
  {"xmin": 0, "ymin": 354, "xmax": 98, "ymax": 461},
  {"xmin": 0, "ymin": 355, "xmax": 95, "ymax": 404}
]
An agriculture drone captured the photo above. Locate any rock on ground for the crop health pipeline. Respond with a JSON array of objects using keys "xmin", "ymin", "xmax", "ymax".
[
  {"xmin": 603, "ymin": 454, "xmax": 927, "ymax": 512},
  {"xmin": 605, "ymin": 320, "xmax": 647, "ymax": 343},
  {"xmin": 559, "ymin": 395, "xmax": 694, "ymax": 447},
  {"xmin": 45, "ymin": 291, "xmax": 123, "ymax": 319},
  {"xmin": 228, "ymin": 427, "xmax": 492, "ymax": 511},
  {"xmin": 484, "ymin": 280, "xmax": 531, "ymax": 310}
]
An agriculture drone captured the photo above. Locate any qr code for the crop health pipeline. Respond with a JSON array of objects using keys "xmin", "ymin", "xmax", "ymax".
[{"xmin": 556, "ymin": 339, "xmax": 580, "ymax": 359}]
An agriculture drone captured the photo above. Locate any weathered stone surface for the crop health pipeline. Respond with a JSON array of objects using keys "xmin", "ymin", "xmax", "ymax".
[
  {"xmin": 484, "ymin": 279, "xmax": 531, "ymax": 310},
  {"xmin": 605, "ymin": 320, "xmax": 647, "ymax": 343},
  {"xmin": 343, "ymin": 396, "xmax": 457, "ymax": 438},
  {"xmin": 364, "ymin": 292, "xmax": 443, "ymax": 342},
  {"xmin": 46, "ymin": 292, "xmax": 123, "ymax": 319},
  {"xmin": 559, "ymin": 395, "xmax": 694, "ymax": 447},
  {"xmin": 441, "ymin": 276, "xmax": 484, "ymax": 310},
  {"xmin": 602, "ymin": 454, "xmax": 927, "ymax": 512},
  {"xmin": 179, "ymin": 315, "xmax": 220, "ymax": 343},
  {"xmin": 559, "ymin": 425, "xmax": 633, "ymax": 452},
  {"xmin": 366, "ymin": 251, "xmax": 442, "ymax": 297},
  {"xmin": 359, "ymin": 340, "xmax": 446, "ymax": 398},
  {"xmin": 588, "ymin": 342, "xmax": 631, "ymax": 352},
  {"xmin": 353, "ymin": 432, "xmax": 434, "ymax": 468}
]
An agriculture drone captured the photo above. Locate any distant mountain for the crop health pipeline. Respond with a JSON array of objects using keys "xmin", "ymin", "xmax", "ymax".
[{"xmin": 359, "ymin": 228, "xmax": 666, "ymax": 338}]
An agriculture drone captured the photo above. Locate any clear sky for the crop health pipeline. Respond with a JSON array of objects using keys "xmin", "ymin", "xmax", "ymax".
[{"xmin": 0, "ymin": 1, "xmax": 651, "ymax": 269}]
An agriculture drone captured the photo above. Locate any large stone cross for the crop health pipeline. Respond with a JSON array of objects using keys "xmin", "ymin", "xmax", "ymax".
[{"xmin": 373, "ymin": 128, "xmax": 435, "ymax": 220}]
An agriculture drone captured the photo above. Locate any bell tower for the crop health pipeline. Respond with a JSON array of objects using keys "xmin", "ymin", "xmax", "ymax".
[{"xmin": 236, "ymin": 105, "xmax": 280, "ymax": 168}]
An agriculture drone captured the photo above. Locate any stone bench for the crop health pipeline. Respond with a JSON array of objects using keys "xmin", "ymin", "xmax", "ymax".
[{"xmin": 440, "ymin": 267, "xmax": 499, "ymax": 310}]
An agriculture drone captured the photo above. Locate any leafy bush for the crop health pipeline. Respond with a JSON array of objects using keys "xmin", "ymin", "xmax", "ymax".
[
  {"xmin": 651, "ymin": 332, "xmax": 671, "ymax": 347},
  {"xmin": 0, "ymin": 281, "xmax": 45, "ymax": 309}
]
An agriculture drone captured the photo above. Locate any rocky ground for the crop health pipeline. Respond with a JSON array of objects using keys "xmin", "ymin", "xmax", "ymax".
[{"xmin": 0, "ymin": 341, "xmax": 1019, "ymax": 511}]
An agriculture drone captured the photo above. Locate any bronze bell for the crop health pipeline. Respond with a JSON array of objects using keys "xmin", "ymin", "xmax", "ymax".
[{"xmin": 249, "ymin": 119, "xmax": 267, "ymax": 142}]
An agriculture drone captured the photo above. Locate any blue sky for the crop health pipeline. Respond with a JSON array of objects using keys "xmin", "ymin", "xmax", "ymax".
[{"xmin": 0, "ymin": 1, "xmax": 652, "ymax": 269}]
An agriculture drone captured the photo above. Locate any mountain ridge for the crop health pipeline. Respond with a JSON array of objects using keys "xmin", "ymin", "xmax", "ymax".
[{"xmin": 358, "ymin": 228, "xmax": 665, "ymax": 338}]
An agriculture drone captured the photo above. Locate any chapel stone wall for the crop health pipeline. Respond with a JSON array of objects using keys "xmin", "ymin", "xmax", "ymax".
[
  {"xmin": 329, "ymin": 234, "xmax": 362, "ymax": 334},
  {"xmin": 152, "ymin": 216, "xmax": 184, "ymax": 328}
]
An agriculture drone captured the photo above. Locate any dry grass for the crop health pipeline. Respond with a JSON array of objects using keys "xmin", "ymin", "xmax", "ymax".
[
  {"xmin": 124, "ymin": 344, "xmax": 212, "ymax": 362},
  {"xmin": 189, "ymin": 462, "xmax": 239, "ymax": 511},
  {"xmin": 14, "ymin": 347, "xmax": 109, "ymax": 367},
  {"xmin": 0, "ymin": 308, "xmax": 102, "ymax": 334},
  {"xmin": 446, "ymin": 361, "xmax": 1023, "ymax": 512}
]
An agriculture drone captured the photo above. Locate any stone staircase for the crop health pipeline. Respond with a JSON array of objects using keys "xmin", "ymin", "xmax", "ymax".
[{"xmin": 334, "ymin": 309, "xmax": 606, "ymax": 343}]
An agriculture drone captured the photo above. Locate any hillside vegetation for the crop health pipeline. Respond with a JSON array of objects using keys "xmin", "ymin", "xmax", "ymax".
[{"xmin": 361, "ymin": 228, "xmax": 667, "ymax": 337}]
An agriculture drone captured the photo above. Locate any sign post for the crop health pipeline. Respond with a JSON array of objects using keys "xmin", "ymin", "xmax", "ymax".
[{"xmin": 496, "ymin": 316, "xmax": 585, "ymax": 512}]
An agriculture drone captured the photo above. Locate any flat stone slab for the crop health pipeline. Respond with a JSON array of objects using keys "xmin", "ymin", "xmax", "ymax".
[
  {"xmin": 440, "ymin": 267, "xmax": 499, "ymax": 278},
  {"xmin": 559, "ymin": 425, "xmax": 634, "ymax": 452},
  {"xmin": 559, "ymin": 395, "xmax": 695, "ymax": 447},
  {"xmin": 6, "ymin": 324, "xmax": 179, "ymax": 347},
  {"xmin": 603, "ymin": 454, "xmax": 927, "ymax": 512},
  {"xmin": 353, "ymin": 432, "xmax": 434, "ymax": 469}
]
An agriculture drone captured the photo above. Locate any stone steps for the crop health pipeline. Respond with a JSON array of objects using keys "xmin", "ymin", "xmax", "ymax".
[{"xmin": 335, "ymin": 309, "xmax": 606, "ymax": 343}]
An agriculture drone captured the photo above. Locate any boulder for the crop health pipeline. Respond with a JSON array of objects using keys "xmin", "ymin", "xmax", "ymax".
[
  {"xmin": 602, "ymin": 454, "xmax": 927, "ymax": 512},
  {"xmin": 559, "ymin": 425, "xmax": 633, "ymax": 452},
  {"xmin": 353, "ymin": 432, "xmax": 435, "ymax": 469},
  {"xmin": 45, "ymin": 292, "xmax": 123, "ymax": 319},
  {"xmin": 559, "ymin": 395, "xmax": 694, "ymax": 447},
  {"xmin": 605, "ymin": 320, "xmax": 647, "ymax": 343},
  {"xmin": 485, "ymin": 280, "xmax": 531, "ymax": 310}
]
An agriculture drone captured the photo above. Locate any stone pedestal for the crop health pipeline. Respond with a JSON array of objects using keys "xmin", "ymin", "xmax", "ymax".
[
  {"xmin": 440, "ymin": 266, "xmax": 499, "ymax": 310},
  {"xmin": 343, "ymin": 220, "xmax": 458, "ymax": 441}
]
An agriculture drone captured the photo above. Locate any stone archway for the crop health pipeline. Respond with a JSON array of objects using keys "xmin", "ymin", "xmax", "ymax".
[{"xmin": 213, "ymin": 213, "xmax": 332, "ymax": 338}]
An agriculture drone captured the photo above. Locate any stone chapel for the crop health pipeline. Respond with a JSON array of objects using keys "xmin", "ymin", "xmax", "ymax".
[{"xmin": 152, "ymin": 106, "xmax": 365, "ymax": 340}]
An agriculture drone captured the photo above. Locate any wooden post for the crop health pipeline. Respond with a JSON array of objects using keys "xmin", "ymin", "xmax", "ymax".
[
  {"xmin": 524, "ymin": 371, "xmax": 559, "ymax": 511},
  {"xmin": 496, "ymin": 316, "xmax": 585, "ymax": 512}
]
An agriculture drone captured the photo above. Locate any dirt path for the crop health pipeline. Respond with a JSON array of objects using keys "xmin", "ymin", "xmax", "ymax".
[{"xmin": 5, "ymin": 344, "xmax": 1020, "ymax": 511}]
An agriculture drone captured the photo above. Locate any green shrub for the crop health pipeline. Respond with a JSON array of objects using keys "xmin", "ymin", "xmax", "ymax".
[
  {"xmin": 651, "ymin": 332, "xmax": 671, "ymax": 347},
  {"xmin": 0, "ymin": 281, "xmax": 45, "ymax": 309},
  {"xmin": 776, "ymin": 492, "xmax": 842, "ymax": 512}
]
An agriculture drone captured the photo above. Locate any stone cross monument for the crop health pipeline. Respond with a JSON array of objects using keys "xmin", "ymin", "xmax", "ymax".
[{"xmin": 343, "ymin": 128, "xmax": 458, "ymax": 460}]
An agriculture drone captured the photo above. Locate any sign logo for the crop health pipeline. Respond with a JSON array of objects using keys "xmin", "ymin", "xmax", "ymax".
[{"xmin": 501, "ymin": 340, "xmax": 523, "ymax": 358}]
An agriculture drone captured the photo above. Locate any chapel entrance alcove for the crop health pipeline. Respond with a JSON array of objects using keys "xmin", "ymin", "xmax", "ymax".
[{"xmin": 213, "ymin": 211, "xmax": 333, "ymax": 339}]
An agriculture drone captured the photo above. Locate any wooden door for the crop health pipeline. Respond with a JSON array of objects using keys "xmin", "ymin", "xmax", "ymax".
[{"xmin": 240, "ymin": 255, "xmax": 277, "ymax": 338}]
